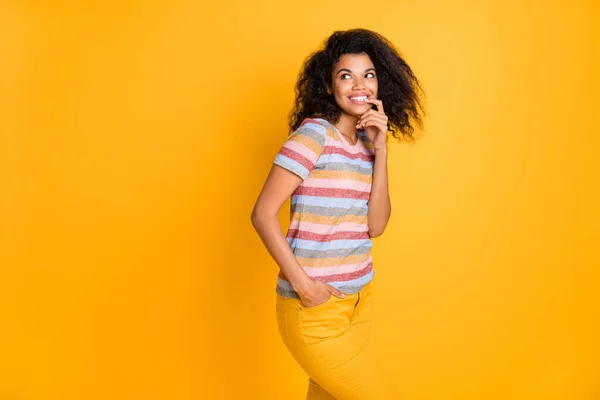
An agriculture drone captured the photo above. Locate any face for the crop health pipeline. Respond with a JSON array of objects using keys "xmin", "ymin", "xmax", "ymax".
[{"xmin": 328, "ymin": 53, "xmax": 378, "ymax": 117}]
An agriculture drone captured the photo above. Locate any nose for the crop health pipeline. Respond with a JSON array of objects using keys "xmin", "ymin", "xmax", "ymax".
[{"xmin": 352, "ymin": 76, "xmax": 367, "ymax": 90}]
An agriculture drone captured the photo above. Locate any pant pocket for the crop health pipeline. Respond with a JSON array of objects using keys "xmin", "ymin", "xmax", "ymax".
[
  {"xmin": 297, "ymin": 302, "xmax": 349, "ymax": 341},
  {"xmin": 300, "ymin": 293, "xmax": 333, "ymax": 312},
  {"xmin": 276, "ymin": 307, "xmax": 289, "ymax": 347}
]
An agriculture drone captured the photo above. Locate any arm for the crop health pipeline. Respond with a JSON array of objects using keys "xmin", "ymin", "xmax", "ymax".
[
  {"xmin": 252, "ymin": 164, "xmax": 345, "ymax": 305},
  {"xmin": 367, "ymin": 147, "xmax": 391, "ymax": 238},
  {"xmin": 253, "ymin": 123, "xmax": 345, "ymax": 305},
  {"xmin": 250, "ymin": 165, "xmax": 315, "ymax": 295},
  {"xmin": 358, "ymin": 98, "xmax": 392, "ymax": 238}
]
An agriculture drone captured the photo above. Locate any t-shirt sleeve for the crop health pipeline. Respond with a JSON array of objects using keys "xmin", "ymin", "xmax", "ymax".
[{"xmin": 273, "ymin": 121, "xmax": 326, "ymax": 180}]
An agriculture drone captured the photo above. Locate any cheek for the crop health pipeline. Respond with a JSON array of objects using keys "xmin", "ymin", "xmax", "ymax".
[
  {"xmin": 333, "ymin": 90, "xmax": 346, "ymax": 103},
  {"xmin": 334, "ymin": 82, "xmax": 351, "ymax": 99},
  {"xmin": 369, "ymin": 81, "xmax": 378, "ymax": 95}
]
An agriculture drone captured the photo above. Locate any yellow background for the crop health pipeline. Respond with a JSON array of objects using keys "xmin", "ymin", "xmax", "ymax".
[{"xmin": 1, "ymin": 0, "xmax": 599, "ymax": 399}]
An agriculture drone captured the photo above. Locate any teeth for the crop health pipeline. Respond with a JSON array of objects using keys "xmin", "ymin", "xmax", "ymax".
[{"xmin": 350, "ymin": 96, "xmax": 368, "ymax": 101}]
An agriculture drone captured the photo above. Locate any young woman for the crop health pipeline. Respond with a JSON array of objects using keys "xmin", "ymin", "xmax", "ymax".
[{"xmin": 251, "ymin": 29, "xmax": 425, "ymax": 400}]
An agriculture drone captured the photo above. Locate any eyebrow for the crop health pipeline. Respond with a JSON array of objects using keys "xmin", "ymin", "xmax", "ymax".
[{"xmin": 336, "ymin": 67, "xmax": 376, "ymax": 76}]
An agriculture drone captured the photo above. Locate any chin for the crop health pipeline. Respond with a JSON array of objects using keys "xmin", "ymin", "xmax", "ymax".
[
  {"xmin": 348, "ymin": 106, "xmax": 371, "ymax": 116},
  {"xmin": 340, "ymin": 109, "xmax": 361, "ymax": 118},
  {"xmin": 338, "ymin": 103, "xmax": 366, "ymax": 113}
]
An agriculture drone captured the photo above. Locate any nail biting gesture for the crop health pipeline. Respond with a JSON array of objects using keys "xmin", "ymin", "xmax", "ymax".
[{"xmin": 356, "ymin": 98, "xmax": 388, "ymax": 151}]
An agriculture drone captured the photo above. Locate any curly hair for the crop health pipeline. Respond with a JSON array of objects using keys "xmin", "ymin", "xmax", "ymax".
[{"xmin": 289, "ymin": 29, "xmax": 425, "ymax": 142}]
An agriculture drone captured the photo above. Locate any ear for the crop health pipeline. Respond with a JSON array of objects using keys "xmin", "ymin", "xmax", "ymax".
[{"xmin": 326, "ymin": 85, "xmax": 332, "ymax": 95}]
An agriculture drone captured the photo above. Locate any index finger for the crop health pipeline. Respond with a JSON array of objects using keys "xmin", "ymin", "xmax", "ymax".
[
  {"xmin": 328, "ymin": 285, "xmax": 345, "ymax": 298},
  {"xmin": 365, "ymin": 98, "xmax": 384, "ymax": 114}
]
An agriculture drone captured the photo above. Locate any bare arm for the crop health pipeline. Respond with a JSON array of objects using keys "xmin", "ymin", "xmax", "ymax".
[
  {"xmin": 358, "ymin": 98, "xmax": 392, "ymax": 238},
  {"xmin": 250, "ymin": 165, "xmax": 344, "ymax": 304},
  {"xmin": 367, "ymin": 147, "xmax": 391, "ymax": 238}
]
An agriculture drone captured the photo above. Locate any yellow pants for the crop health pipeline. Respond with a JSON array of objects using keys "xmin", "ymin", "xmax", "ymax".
[{"xmin": 275, "ymin": 280, "xmax": 400, "ymax": 400}]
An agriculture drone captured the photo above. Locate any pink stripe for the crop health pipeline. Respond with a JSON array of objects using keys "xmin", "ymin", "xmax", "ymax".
[
  {"xmin": 289, "ymin": 220, "xmax": 332, "ymax": 234},
  {"xmin": 337, "ymin": 222, "xmax": 368, "ymax": 232},
  {"xmin": 285, "ymin": 140, "xmax": 319, "ymax": 164},
  {"xmin": 325, "ymin": 138, "xmax": 374, "ymax": 157},
  {"xmin": 303, "ymin": 257, "xmax": 372, "ymax": 277},
  {"xmin": 318, "ymin": 262, "xmax": 373, "ymax": 283},
  {"xmin": 290, "ymin": 220, "xmax": 335, "ymax": 231},
  {"xmin": 290, "ymin": 220, "xmax": 333, "ymax": 234},
  {"xmin": 278, "ymin": 147, "xmax": 313, "ymax": 171},
  {"xmin": 295, "ymin": 186, "xmax": 370, "ymax": 199},
  {"xmin": 303, "ymin": 178, "xmax": 372, "ymax": 191},
  {"xmin": 289, "ymin": 221, "xmax": 367, "ymax": 234},
  {"xmin": 286, "ymin": 229, "xmax": 369, "ymax": 242},
  {"xmin": 278, "ymin": 262, "xmax": 373, "ymax": 283}
]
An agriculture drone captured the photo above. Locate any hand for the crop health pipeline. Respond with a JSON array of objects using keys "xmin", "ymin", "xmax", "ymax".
[
  {"xmin": 298, "ymin": 279, "xmax": 345, "ymax": 308},
  {"xmin": 356, "ymin": 98, "xmax": 389, "ymax": 151}
]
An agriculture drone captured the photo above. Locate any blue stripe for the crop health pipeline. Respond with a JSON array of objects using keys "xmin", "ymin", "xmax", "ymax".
[
  {"xmin": 288, "ymin": 238, "xmax": 372, "ymax": 251},
  {"xmin": 273, "ymin": 156, "xmax": 309, "ymax": 179},
  {"xmin": 291, "ymin": 195, "xmax": 368, "ymax": 208},
  {"xmin": 322, "ymin": 153, "xmax": 373, "ymax": 169},
  {"xmin": 277, "ymin": 268, "xmax": 374, "ymax": 291}
]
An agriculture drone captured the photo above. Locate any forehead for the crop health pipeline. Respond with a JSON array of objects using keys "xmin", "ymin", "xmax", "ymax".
[{"xmin": 333, "ymin": 53, "xmax": 374, "ymax": 70}]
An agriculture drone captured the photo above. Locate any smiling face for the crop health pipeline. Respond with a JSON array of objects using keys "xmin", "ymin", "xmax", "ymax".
[{"xmin": 328, "ymin": 53, "xmax": 378, "ymax": 117}]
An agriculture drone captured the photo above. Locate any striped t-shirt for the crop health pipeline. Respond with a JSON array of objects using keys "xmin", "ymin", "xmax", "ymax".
[{"xmin": 273, "ymin": 117, "xmax": 375, "ymax": 299}]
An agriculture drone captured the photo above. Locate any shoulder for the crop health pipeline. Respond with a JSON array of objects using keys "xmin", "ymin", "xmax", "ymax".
[
  {"xmin": 292, "ymin": 117, "xmax": 331, "ymax": 145},
  {"xmin": 298, "ymin": 117, "xmax": 330, "ymax": 132}
]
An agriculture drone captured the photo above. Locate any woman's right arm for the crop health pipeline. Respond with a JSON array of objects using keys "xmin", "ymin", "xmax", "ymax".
[{"xmin": 250, "ymin": 165, "xmax": 344, "ymax": 304}]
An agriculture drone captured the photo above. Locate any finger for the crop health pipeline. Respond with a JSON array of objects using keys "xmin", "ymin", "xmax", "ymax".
[
  {"xmin": 358, "ymin": 116, "xmax": 388, "ymax": 129},
  {"xmin": 329, "ymin": 286, "xmax": 345, "ymax": 298},
  {"xmin": 365, "ymin": 98, "xmax": 384, "ymax": 114},
  {"xmin": 357, "ymin": 111, "xmax": 387, "ymax": 127},
  {"xmin": 358, "ymin": 109, "xmax": 386, "ymax": 122},
  {"xmin": 359, "ymin": 114, "xmax": 387, "ymax": 124},
  {"xmin": 357, "ymin": 112, "xmax": 387, "ymax": 124},
  {"xmin": 362, "ymin": 119, "xmax": 388, "ymax": 128},
  {"xmin": 361, "ymin": 119, "xmax": 389, "ymax": 132},
  {"xmin": 361, "ymin": 109, "xmax": 386, "ymax": 118}
]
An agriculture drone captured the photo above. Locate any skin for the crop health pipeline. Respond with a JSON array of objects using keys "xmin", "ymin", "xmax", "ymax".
[{"xmin": 251, "ymin": 53, "xmax": 392, "ymax": 308}]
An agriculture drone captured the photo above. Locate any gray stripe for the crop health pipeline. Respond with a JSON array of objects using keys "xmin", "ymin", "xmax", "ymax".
[
  {"xmin": 294, "ymin": 126, "xmax": 326, "ymax": 147},
  {"xmin": 292, "ymin": 204, "xmax": 367, "ymax": 216},
  {"xmin": 335, "ymin": 285, "xmax": 366, "ymax": 295},
  {"xmin": 320, "ymin": 162, "xmax": 372, "ymax": 175},
  {"xmin": 276, "ymin": 283, "xmax": 368, "ymax": 299},
  {"xmin": 293, "ymin": 245, "xmax": 371, "ymax": 259},
  {"xmin": 276, "ymin": 287, "xmax": 301, "ymax": 300}
]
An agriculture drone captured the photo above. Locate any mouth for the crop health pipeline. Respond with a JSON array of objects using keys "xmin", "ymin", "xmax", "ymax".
[{"xmin": 348, "ymin": 95, "xmax": 371, "ymax": 105}]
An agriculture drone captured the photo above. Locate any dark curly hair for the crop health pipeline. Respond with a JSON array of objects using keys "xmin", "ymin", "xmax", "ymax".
[{"xmin": 289, "ymin": 29, "xmax": 425, "ymax": 142}]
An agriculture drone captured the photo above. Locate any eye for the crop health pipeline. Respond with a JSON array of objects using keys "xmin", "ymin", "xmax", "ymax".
[
  {"xmin": 366, "ymin": 72, "xmax": 375, "ymax": 78},
  {"xmin": 341, "ymin": 73, "xmax": 352, "ymax": 80}
]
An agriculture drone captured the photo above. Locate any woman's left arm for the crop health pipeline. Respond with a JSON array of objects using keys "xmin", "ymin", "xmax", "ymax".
[
  {"xmin": 357, "ymin": 98, "xmax": 392, "ymax": 238},
  {"xmin": 367, "ymin": 148, "xmax": 391, "ymax": 238}
]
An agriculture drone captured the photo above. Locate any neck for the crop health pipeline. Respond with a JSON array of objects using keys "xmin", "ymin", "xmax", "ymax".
[{"xmin": 334, "ymin": 113, "xmax": 359, "ymax": 139}]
